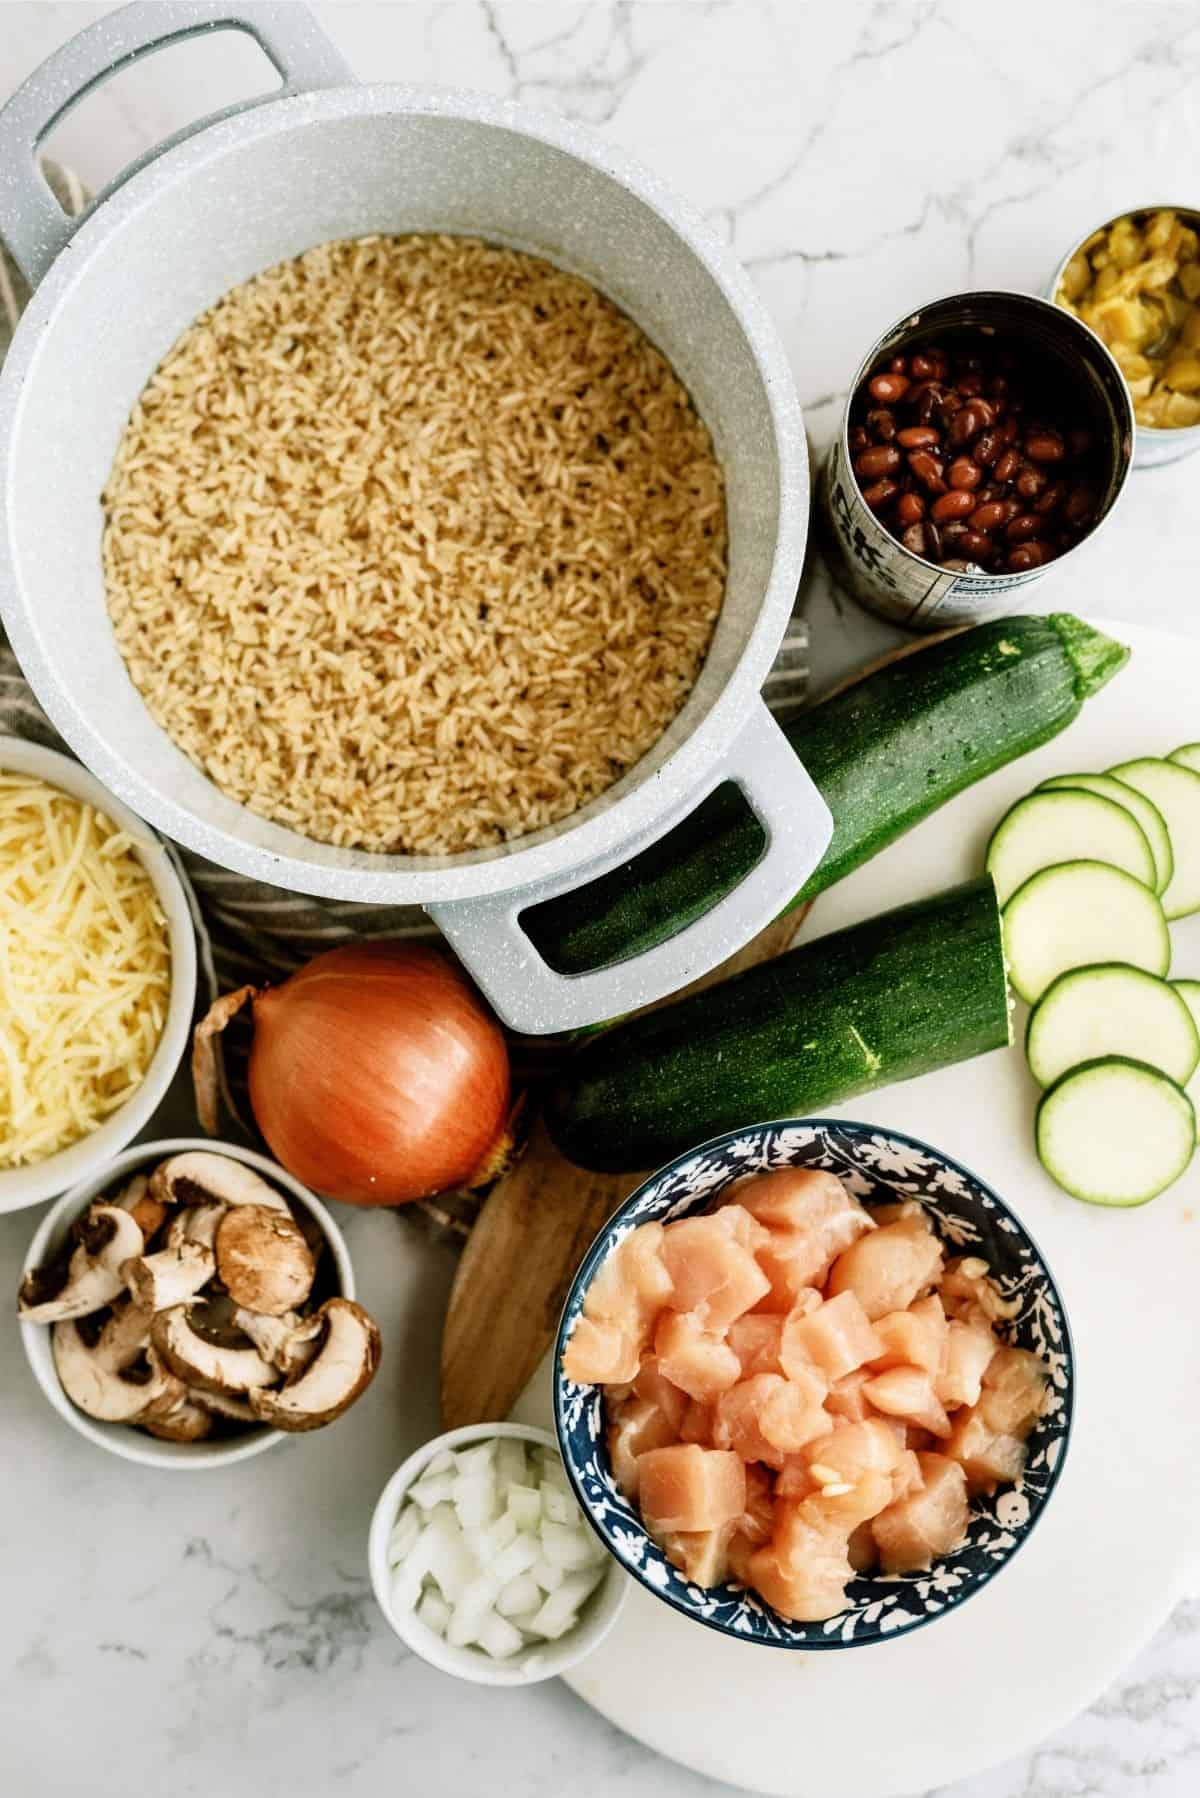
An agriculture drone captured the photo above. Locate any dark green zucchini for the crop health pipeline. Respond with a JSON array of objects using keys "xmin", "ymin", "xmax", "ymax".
[
  {"xmin": 525, "ymin": 614, "xmax": 1128, "ymax": 976},
  {"xmin": 546, "ymin": 876, "xmax": 1010, "ymax": 1172}
]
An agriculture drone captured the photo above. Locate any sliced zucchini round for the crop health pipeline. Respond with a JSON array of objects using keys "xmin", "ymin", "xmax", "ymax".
[
  {"xmin": 1174, "ymin": 978, "xmax": 1200, "ymax": 1036},
  {"xmin": 1036, "ymin": 1056, "xmax": 1195, "ymax": 1206},
  {"xmin": 1109, "ymin": 757, "xmax": 1200, "ymax": 920},
  {"xmin": 1002, "ymin": 860, "xmax": 1171, "ymax": 1005},
  {"xmin": 1169, "ymin": 743, "xmax": 1200, "ymax": 775},
  {"xmin": 1026, "ymin": 963, "xmax": 1200, "ymax": 1088},
  {"xmin": 986, "ymin": 789, "xmax": 1156, "ymax": 908},
  {"xmin": 1174, "ymin": 980, "xmax": 1200, "ymax": 1107},
  {"xmin": 1039, "ymin": 771, "xmax": 1173, "ymax": 896}
]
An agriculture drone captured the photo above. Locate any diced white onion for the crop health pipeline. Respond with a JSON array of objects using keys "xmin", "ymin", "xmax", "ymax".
[
  {"xmin": 477, "ymin": 1613, "xmax": 525, "ymax": 1660},
  {"xmin": 506, "ymin": 1484, "xmax": 541, "ymax": 1528},
  {"xmin": 540, "ymin": 1519, "xmax": 600, "ymax": 1572},
  {"xmin": 528, "ymin": 1573, "xmax": 602, "ymax": 1640},
  {"xmin": 386, "ymin": 1504, "xmax": 421, "ymax": 1567},
  {"xmin": 496, "ymin": 1572, "xmax": 541, "ymax": 1618},
  {"xmin": 493, "ymin": 1437, "xmax": 528, "ymax": 1489},
  {"xmin": 387, "ymin": 1436, "xmax": 607, "ymax": 1663},
  {"xmin": 540, "ymin": 1482, "xmax": 576, "ymax": 1525},
  {"xmin": 531, "ymin": 1556, "xmax": 564, "ymax": 1593},
  {"xmin": 407, "ymin": 1472, "xmax": 455, "ymax": 1510},
  {"xmin": 451, "ymin": 1473, "xmax": 496, "ymax": 1529},
  {"xmin": 416, "ymin": 1590, "xmax": 450, "ymax": 1634}
]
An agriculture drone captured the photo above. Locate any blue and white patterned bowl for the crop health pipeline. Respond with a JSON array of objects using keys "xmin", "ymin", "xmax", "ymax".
[{"xmin": 553, "ymin": 1118, "xmax": 1074, "ymax": 1650}]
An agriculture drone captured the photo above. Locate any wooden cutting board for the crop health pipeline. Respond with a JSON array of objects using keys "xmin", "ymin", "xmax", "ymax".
[
  {"xmin": 438, "ymin": 632, "xmax": 964, "ymax": 1427},
  {"xmin": 439, "ymin": 907, "xmax": 810, "ymax": 1427}
]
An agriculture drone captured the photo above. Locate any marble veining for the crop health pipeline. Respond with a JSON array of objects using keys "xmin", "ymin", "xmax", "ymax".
[{"xmin": 2, "ymin": 4, "xmax": 1199, "ymax": 1795}]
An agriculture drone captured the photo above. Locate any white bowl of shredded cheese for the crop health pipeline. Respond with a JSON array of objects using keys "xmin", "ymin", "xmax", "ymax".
[{"xmin": 0, "ymin": 738, "xmax": 196, "ymax": 1212}]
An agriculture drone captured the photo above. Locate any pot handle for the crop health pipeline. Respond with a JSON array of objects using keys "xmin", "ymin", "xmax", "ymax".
[
  {"xmin": 427, "ymin": 701, "xmax": 833, "ymax": 1035},
  {"xmin": 0, "ymin": 1, "xmax": 352, "ymax": 288}
]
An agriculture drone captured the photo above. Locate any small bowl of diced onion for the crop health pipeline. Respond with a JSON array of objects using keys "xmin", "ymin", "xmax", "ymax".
[{"xmin": 367, "ymin": 1422, "xmax": 627, "ymax": 1685}]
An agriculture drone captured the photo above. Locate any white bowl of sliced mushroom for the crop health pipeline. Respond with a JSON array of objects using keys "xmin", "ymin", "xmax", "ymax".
[{"xmin": 17, "ymin": 1138, "xmax": 382, "ymax": 1467}]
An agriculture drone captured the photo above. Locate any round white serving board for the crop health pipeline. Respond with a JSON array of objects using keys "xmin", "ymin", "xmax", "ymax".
[{"xmin": 510, "ymin": 617, "xmax": 1200, "ymax": 1798}]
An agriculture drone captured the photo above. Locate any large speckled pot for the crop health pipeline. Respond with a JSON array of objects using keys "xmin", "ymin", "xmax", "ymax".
[{"xmin": 0, "ymin": 1, "xmax": 828, "ymax": 1034}]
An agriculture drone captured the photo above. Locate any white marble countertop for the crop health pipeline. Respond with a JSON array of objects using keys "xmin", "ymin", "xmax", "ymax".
[{"xmin": 2, "ymin": 5, "xmax": 1198, "ymax": 1796}]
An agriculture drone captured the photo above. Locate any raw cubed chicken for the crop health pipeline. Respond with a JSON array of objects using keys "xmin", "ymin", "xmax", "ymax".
[
  {"xmin": 661, "ymin": 1522, "xmax": 736, "ymax": 1587},
  {"xmin": 827, "ymin": 1216, "xmax": 944, "ymax": 1320},
  {"xmin": 714, "ymin": 1374, "xmax": 828, "ymax": 1468},
  {"xmin": 631, "ymin": 1355, "xmax": 689, "ymax": 1434},
  {"xmin": 659, "ymin": 1215, "xmax": 770, "ymax": 1330},
  {"xmin": 935, "ymin": 1319, "xmax": 997, "ymax": 1410},
  {"xmin": 710, "ymin": 1203, "xmax": 771, "ymax": 1254},
  {"xmin": 562, "ymin": 1315, "xmax": 640, "ymax": 1385},
  {"xmin": 890, "ymin": 1447, "xmax": 924, "ymax": 1503},
  {"xmin": 726, "ymin": 1462, "xmax": 776, "ymax": 1587},
  {"xmin": 583, "ymin": 1222, "xmax": 674, "ymax": 1352},
  {"xmin": 870, "ymin": 1294, "xmax": 947, "ymax": 1374},
  {"xmin": 824, "ymin": 1367, "xmax": 874, "ymax": 1422},
  {"xmin": 944, "ymin": 1405, "xmax": 1028, "ymax": 1494},
  {"xmin": 567, "ymin": 1163, "xmax": 1048, "ymax": 1625},
  {"xmin": 847, "ymin": 1520, "xmax": 878, "ymax": 1573},
  {"xmin": 781, "ymin": 1289, "xmax": 882, "ymax": 1381},
  {"xmin": 873, "ymin": 1452, "xmax": 969, "ymax": 1573},
  {"xmin": 607, "ymin": 1394, "xmax": 680, "ymax": 1499},
  {"xmin": 978, "ymin": 1346, "xmax": 1048, "ymax": 1436},
  {"xmin": 748, "ymin": 1533, "xmax": 854, "ymax": 1624},
  {"xmin": 789, "ymin": 1417, "xmax": 907, "ymax": 1493},
  {"xmin": 861, "ymin": 1365, "xmax": 952, "ymax": 1438},
  {"xmin": 733, "ymin": 1167, "xmax": 874, "ymax": 1275},
  {"xmin": 798, "ymin": 1467, "xmax": 894, "ymax": 1534},
  {"xmin": 727, "ymin": 1312, "xmax": 785, "ymax": 1377},
  {"xmin": 752, "ymin": 1238, "xmax": 825, "ymax": 1315},
  {"xmin": 654, "ymin": 1310, "xmax": 742, "ymax": 1401},
  {"xmin": 637, "ymin": 1443, "xmax": 747, "ymax": 1535},
  {"xmin": 680, "ymin": 1398, "xmax": 718, "ymax": 1445}
]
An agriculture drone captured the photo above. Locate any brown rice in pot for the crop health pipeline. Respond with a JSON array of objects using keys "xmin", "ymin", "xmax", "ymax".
[{"xmin": 101, "ymin": 234, "xmax": 726, "ymax": 855}]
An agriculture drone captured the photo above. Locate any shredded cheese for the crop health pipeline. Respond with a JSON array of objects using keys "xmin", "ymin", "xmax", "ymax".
[{"xmin": 0, "ymin": 773, "xmax": 171, "ymax": 1168}]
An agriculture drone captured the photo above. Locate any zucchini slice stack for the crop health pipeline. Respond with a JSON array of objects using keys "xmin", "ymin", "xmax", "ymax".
[{"xmin": 986, "ymin": 749, "xmax": 1200, "ymax": 1206}]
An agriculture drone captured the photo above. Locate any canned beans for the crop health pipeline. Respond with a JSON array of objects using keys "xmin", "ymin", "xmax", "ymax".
[
  {"xmin": 931, "ymin": 490, "xmax": 975, "ymax": 521},
  {"xmin": 849, "ymin": 337, "xmax": 1104, "ymax": 572},
  {"xmin": 856, "ymin": 444, "xmax": 902, "ymax": 478},
  {"xmin": 947, "ymin": 456, "xmax": 983, "ymax": 490}
]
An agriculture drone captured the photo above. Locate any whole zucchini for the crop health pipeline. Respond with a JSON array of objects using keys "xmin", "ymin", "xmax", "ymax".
[
  {"xmin": 526, "ymin": 614, "xmax": 1128, "ymax": 976},
  {"xmin": 546, "ymin": 877, "xmax": 1010, "ymax": 1172}
]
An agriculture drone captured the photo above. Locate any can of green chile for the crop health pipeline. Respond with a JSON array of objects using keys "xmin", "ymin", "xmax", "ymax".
[
  {"xmin": 820, "ymin": 290, "xmax": 1133, "ymax": 630},
  {"xmin": 1047, "ymin": 204, "xmax": 1200, "ymax": 470}
]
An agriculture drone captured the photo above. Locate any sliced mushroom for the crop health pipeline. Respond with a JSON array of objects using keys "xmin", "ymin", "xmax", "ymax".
[
  {"xmin": 122, "ymin": 1203, "xmax": 224, "ymax": 1311},
  {"xmin": 150, "ymin": 1151, "xmax": 290, "ymax": 1214},
  {"xmin": 215, "ymin": 1207, "xmax": 315, "ymax": 1316},
  {"xmin": 52, "ymin": 1301, "xmax": 184, "ymax": 1423},
  {"xmin": 142, "ymin": 1393, "xmax": 215, "ymax": 1442},
  {"xmin": 115, "ymin": 1172, "xmax": 170, "ymax": 1244},
  {"xmin": 151, "ymin": 1304, "xmax": 279, "ymax": 1396},
  {"xmin": 232, "ymin": 1306, "xmax": 324, "ymax": 1379},
  {"xmin": 19, "ymin": 1204, "xmax": 145, "ymax": 1323},
  {"xmin": 249, "ymin": 1299, "xmax": 381, "ymax": 1432},
  {"xmin": 193, "ymin": 1388, "xmax": 259, "ymax": 1425}
]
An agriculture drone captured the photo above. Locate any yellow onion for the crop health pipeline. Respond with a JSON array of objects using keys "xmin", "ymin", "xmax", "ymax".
[{"xmin": 194, "ymin": 943, "xmax": 511, "ymax": 1206}]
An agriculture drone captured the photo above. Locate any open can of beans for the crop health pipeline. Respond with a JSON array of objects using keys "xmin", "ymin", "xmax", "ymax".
[{"xmin": 820, "ymin": 290, "xmax": 1133, "ymax": 629}]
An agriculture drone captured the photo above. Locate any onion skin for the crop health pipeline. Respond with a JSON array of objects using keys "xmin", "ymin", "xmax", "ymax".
[{"xmin": 247, "ymin": 943, "xmax": 511, "ymax": 1207}]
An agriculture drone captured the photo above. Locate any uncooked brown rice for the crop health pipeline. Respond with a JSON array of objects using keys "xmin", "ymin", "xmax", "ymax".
[{"xmin": 102, "ymin": 234, "xmax": 726, "ymax": 855}]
